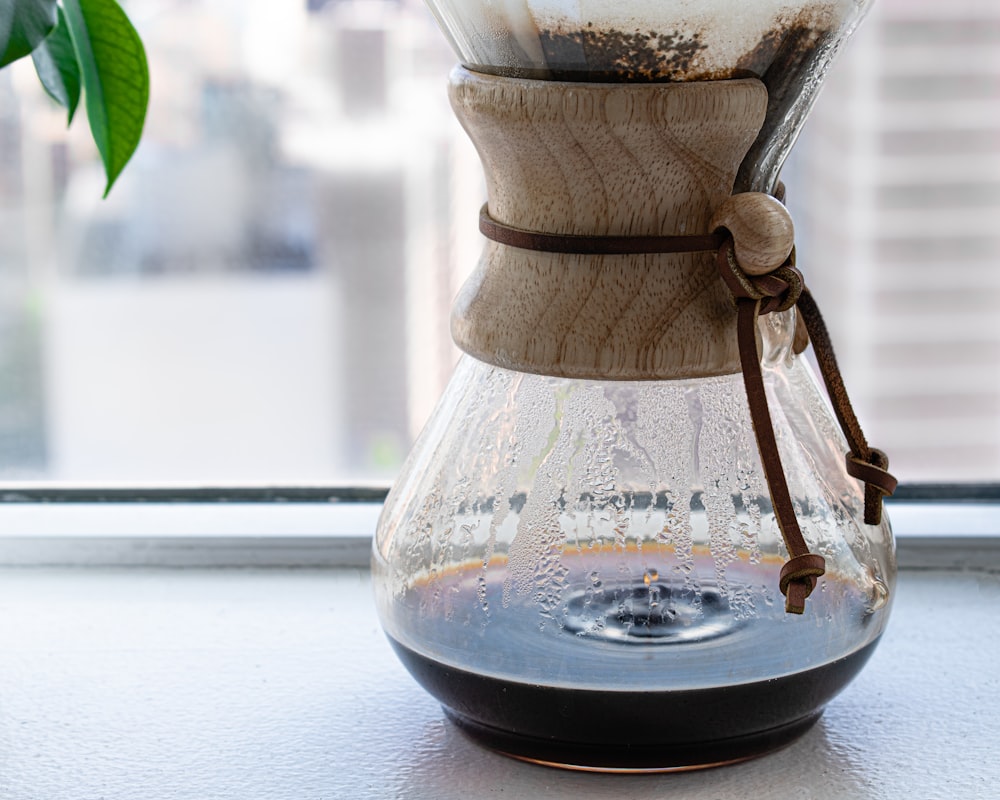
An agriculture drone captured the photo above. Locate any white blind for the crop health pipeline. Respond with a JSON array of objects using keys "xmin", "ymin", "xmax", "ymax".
[{"xmin": 787, "ymin": 0, "xmax": 1000, "ymax": 482}]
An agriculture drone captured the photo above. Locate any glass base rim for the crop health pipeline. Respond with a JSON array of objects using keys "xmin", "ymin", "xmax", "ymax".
[{"xmin": 444, "ymin": 707, "xmax": 823, "ymax": 773}]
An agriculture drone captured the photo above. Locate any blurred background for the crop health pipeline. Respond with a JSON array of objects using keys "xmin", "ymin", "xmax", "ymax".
[{"xmin": 0, "ymin": 0, "xmax": 995, "ymax": 485}]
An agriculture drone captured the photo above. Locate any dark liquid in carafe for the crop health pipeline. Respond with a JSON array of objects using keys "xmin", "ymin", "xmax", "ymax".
[{"xmin": 389, "ymin": 635, "xmax": 879, "ymax": 771}]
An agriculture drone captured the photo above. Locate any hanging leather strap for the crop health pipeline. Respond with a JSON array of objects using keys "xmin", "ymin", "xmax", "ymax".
[
  {"xmin": 714, "ymin": 243, "xmax": 824, "ymax": 613},
  {"xmin": 794, "ymin": 289, "xmax": 898, "ymax": 524},
  {"xmin": 711, "ymin": 224, "xmax": 896, "ymax": 611},
  {"xmin": 477, "ymin": 197, "xmax": 896, "ymax": 614}
]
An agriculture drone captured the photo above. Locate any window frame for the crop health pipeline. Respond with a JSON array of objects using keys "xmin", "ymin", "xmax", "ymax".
[{"xmin": 0, "ymin": 482, "xmax": 995, "ymax": 571}]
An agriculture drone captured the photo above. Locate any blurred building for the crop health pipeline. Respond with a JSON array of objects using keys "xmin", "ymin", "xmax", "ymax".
[
  {"xmin": 788, "ymin": 0, "xmax": 1000, "ymax": 481},
  {"xmin": 1, "ymin": 0, "xmax": 477, "ymax": 482}
]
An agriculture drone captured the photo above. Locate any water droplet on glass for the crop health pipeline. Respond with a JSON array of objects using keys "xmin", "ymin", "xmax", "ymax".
[{"xmin": 867, "ymin": 575, "xmax": 890, "ymax": 613}]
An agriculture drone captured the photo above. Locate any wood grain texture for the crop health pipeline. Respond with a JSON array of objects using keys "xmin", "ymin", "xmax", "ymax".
[{"xmin": 449, "ymin": 67, "xmax": 768, "ymax": 380}]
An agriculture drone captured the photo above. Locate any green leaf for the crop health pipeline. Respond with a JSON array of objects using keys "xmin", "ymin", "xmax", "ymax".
[
  {"xmin": 63, "ymin": 0, "xmax": 149, "ymax": 196},
  {"xmin": 0, "ymin": 0, "xmax": 58, "ymax": 67},
  {"xmin": 31, "ymin": 7, "xmax": 81, "ymax": 124}
]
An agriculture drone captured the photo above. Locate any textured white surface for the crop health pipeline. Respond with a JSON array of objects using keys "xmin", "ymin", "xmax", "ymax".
[{"xmin": 0, "ymin": 567, "xmax": 996, "ymax": 800}]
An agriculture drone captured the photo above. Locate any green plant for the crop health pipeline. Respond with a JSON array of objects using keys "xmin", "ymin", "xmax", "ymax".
[{"xmin": 0, "ymin": 0, "xmax": 149, "ymax": 196}]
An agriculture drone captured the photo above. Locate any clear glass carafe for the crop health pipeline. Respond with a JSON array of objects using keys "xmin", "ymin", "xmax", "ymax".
[
  {"xmin": 373, "ymin": 0, "xmax": 891, "ymax": 771},
  {"xmin": 374, "ymin": 318, "xmax": 893, "ymax": 769}
]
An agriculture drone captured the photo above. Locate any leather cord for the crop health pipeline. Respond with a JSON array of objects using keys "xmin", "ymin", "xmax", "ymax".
[
  {"xmin": 794, "ymin": 289, "xmax": 898, "ymax": 524},
  {"xmin": 715, "ymin": 244, "xmax": 824, "ymax": 613},
  {"xmin": 477, "ymin": 201, "xmax": 896, "ymax": 614},
  {"xmin": 714, "ymin": 237, "xmax": 896, "ymax": 609},
  {"xmin": 479, "ymin": 204, "xmax": 726, "ymax": 255}
]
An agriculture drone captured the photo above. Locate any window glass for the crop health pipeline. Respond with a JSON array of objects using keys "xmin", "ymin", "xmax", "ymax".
[
  {"xmin": 0, "ymin": 0, "xmax": 994, "ymax": 485},
  {"xmin": 788, "ymin": 0, "xmax": 1000, "ymax": 482},
  {"xmin": 1, "ymin": 0, "xmax": 480, "ymax": 483}
]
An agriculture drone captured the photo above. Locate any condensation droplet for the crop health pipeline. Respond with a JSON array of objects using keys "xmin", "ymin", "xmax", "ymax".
[{"xmin": 867, "ymin": 575, "xmax": 890, "ymax": 613}]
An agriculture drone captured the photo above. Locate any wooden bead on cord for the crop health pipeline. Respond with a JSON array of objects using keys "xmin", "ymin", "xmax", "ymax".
[{"xmin": 710, "ymin": 193, "xmax": 795, "ymax": 275}]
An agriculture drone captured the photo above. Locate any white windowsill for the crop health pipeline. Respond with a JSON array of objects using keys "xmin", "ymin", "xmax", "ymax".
[
  {"xmin": 0, "ymin": 564, "xmax": 994, "ymax": 800},
  {"xmin": 0, "ymin": 496, "xmax": 995, "ymax": 799}
]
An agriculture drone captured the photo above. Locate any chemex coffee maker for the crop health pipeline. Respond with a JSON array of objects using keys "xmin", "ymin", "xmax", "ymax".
[{"xmin": 374, "ymin": 0, "xmax": 896, "ymax": 772}]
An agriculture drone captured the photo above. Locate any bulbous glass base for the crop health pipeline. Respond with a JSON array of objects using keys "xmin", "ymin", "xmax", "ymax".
[{"xmin": 374, "ymin": 340, "xmax": 894, "ymax": 770}]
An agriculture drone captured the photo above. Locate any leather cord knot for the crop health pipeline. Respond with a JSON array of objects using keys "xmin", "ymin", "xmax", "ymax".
[
  {"xmin": 716, "ymin": 241, "xmax": 803, "ymax": 315},
  {"xmin": 779, "ymin": 554, "xmax": 827, "ymax": 615},
  {"xmin": 847, "ymin": 448, "xmax": 897, "ymax": 525}
]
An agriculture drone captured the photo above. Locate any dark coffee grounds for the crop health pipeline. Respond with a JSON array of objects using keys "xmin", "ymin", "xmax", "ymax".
[
  {"xmin": 530, "ymin": 15, "xmax": 832, "ymax": 85},
  {"xmin": 538, "ymin": 22, "xmax": 708, "ymax": 82}
]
